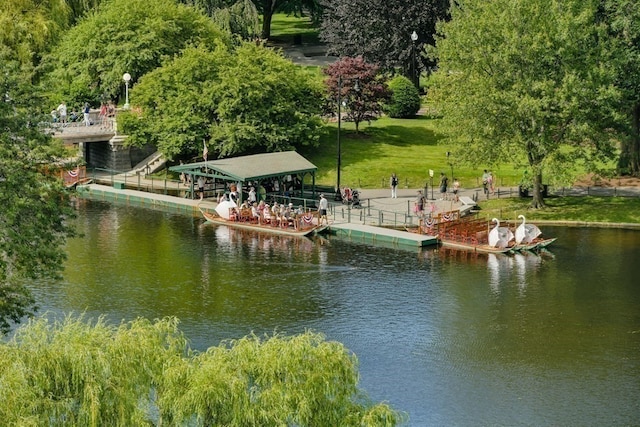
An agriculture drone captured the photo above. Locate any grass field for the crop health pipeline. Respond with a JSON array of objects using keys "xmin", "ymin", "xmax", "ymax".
[
  {"xmin": 268, "ymin": 14, "xmax": 321, "ymax": 45},
  {"xmin": 299, "ymin": 114, "xmax": 525, "ymax": 190},
  {"xmin": 476, "ymin": 196, "xmax": 640, "ymax": 224}
]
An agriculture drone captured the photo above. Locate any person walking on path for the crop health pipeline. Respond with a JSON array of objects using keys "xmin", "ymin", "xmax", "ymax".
[
  {"xmin": 439, "ymin": 172, "xmax": 449, "ymax": 200},
  {"xmin": 99, "ymin": 103, "xmax": 108, "ymax": 128},
  {"xmin": 83, "ymin": 102, "xmax": 91, "ymax": 126},
  {"xmin": 390, "ymin": 173, "xmax": 398, "ymax": 198},
  {"xmin": 452, "ymin": 177, "xmax": 460, "ymax": 202},
  {"xmin": 197, "ymin": 176, "xmax": 205, "ymax": 200},
  {"xmin": 414, "ymin": 190, "xmax": 425, "ymax": 216},
  {"xmin": 482, "ymin": 170, "xmax": 490, "ymax": 199},
  {"xmin": 318, "ymin": 193, "xmax": 329, "ymax": 224},
  {"xmin": 57, "ymin": 102, "xmax": 67, "ymax": 127}
]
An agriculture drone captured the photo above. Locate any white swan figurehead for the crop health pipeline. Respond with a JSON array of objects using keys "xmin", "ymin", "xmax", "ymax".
[
  {"xmin": 489, "ymin": 218, "xmax": 514, "ymax": 248},
  {"xmin": 515, "ymin": 214, "xmax": 541, "ymax": 244}
]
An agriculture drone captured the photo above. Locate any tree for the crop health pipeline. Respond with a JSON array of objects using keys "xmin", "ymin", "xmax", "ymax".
[
  {"xmin": 320, "ymin": 0, "xmax": 449, "ymax": 78},
  {"xmin": 0, "ymin": 316, "xmax": 404, "ymax": 426},
  {"xmin": 429, "ymin": 0, "xmax": 622, "ymax": 208},
  {"xmin": 384, "ymin": 75, "xmax": 421, "ymax": 118},
  {"xmin": 0, "ymin": 59, "xmax": 76, "ymax": 334},
  {"xmin": 0, "ymin": 0, "xmax": 71, "ymax": 70},
  {"xmin": 602, "ymin": 0, "xmax": 640, "ymax": 176},
  {"xmin": 324, "ymin": 56, "xmax": 390, "ymax": 133},
  {"xmin": 41, "ymin": 0, "xmax": 229, "ymax": 107},
  {"xmin": 120, "ymin": 43, "xmax": 324, "ymax": 159},
  {"xmin": 179, "ymin": 0, "xmax": 261, "ymax": 39}
]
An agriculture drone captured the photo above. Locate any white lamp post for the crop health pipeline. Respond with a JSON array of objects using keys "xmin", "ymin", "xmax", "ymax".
[
  {"xmin": 123, "ymin": 73, "xmax": 131, "ymax": 109},
  {"xmin": 411, "ymin": 31, "xmax": 419, "ymax": 89}
]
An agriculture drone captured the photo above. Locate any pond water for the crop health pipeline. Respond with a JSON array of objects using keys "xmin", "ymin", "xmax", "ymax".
[{"xmin": 27, "ymin": 200, "xmax": 640, "ymax": 426}]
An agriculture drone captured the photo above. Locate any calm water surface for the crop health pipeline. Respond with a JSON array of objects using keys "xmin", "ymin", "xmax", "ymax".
[{"xmin": 28, "ymin": 200, "xmax": 640, "ymax": 426}]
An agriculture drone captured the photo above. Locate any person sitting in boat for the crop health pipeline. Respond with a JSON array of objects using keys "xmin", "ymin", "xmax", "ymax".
[
  {"xmin": 293, "ymin": 205, "xmax": 304, "ymax": 230},
  {"xmin": 229, "ymin": 184, "xmax": 239, "ymax": 203},
  {"xmin": 251, "ymin": 202, "xmax": 261, "ymax": 224},
  {"xmin": 280, "ymin": 204, "xmax": 294, "ymax": 228},
  {"xmin": 257, "ymin": 200, "xmax": 266, "ymax": 215},
  {"xmin": 263, "ymin": 204, "xmax": 273, "ymax": 224},
  {"xmin": 229, "ymin": 207, "xmax": 239, "ymax": 221}
]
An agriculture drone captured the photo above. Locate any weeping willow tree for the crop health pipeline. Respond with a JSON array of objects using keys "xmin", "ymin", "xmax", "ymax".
[
  {"xmin": 180, "ymin": 0, "xmax": 261, "ymax": 39},
  {"xmin": 0, "ymin": 316, "xmax": 404, "ymax": 426}
]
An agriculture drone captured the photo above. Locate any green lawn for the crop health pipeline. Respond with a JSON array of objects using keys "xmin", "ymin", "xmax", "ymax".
[
  {"xmin": 476, "ymin": 196, "xmax": 640, "ymax": 224},
  {"xmin": 268, "ymin": 14, "xmax": 321, "ymax": 45},
  {"xmin": 300, "ymin": 115, "xmax": 525, "ymax": 190}
]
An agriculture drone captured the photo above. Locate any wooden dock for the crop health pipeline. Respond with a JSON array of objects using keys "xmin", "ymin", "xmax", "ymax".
[
  {"xmin": 329, "ymin": 222, "xmax": 438, "ymax": 248},
  {"xmin": 76, "ymin": 183, "xmax": 216, "ymax": 216},
  {"xmin": 77, "ymin": 183, "xmax": 438, "ymax": 249}
]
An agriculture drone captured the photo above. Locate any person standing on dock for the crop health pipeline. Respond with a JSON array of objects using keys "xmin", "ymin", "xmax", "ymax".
[
  {"xmin": 390, "ymin": 173, "xmax": 398, "ymax": 198},
  {"xmin": 414, "ymin": 190, "xmax": 425, "ymax": 216},
  {"xmin": 318, "ymin": 194, "xmax": 328, "ymax": 225},
  {"xmin": 197, "ymin": 176, "xmax": 205, "ymax": 200},
  {"xmin": 439, "ymin": 173, "xmax": 448, "ymax": 200}
]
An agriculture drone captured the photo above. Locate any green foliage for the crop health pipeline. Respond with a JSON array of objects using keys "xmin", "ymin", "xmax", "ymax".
[
  {"xmin": 0, "ymin": 58, "xmax": 76, "ymax": 334},
  {"xmin": 602, "ymin": 0, "xmax": 640, "ymax": 176},
  {"xmin": 210, "ymin": 0, "xmax": 261, "ymax": 39},
  {"xmin": 429, "ymin": 0, "xmax": 623, "ymax": 207},
  {"xmin": 0, "ymin": 316, "xmax": 403, "ymax": 426},
  {"xmin": 0, "ymin": 0, "xmax": 72, "ymax": 68},
  {"xmin": 319, "ymin": 0, "xmax": 448, "ymax": 76},
  {"xmin": 41, "ymin": 0, "xmax": 230, "ymax": 107},
  {"xmin": 124, "ymin": 43, "xmax": 324, "ymax": 159},
  {"xmin": 384, "ymin": 75, "xmax": 421, "ymax": 118}
]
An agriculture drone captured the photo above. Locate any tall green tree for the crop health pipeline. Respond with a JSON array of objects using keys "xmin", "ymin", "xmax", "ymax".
[
  {"xmin": 0, "ymin": 316, "xmax": 403, "ymax": 426},
  {"xmin": 0, "ymin": 0, "xmax": 71, "ymax": 69},
  {"xmin": 602, "ymin": 0, "xmax": 640, "ymax": 176},
  {"xmin": 41, "ymin": 0, "xmax": 230, "ymax": 107},
  {"xmin": 0, "ymin": 59, "xmax": 76, "ymax": 334},
  {"xmin": 320, "ymin": 0, "xmax": 449, "ymax": 78},
  {"xmin": 121, "ymin": 43, "xmax": 324, "ymax": 159},
  {"xmin": 180, "ymin": 0, "xmax": 261, "ymax": 39},
  {"xmin": 324, "ymin": 56, "xmax": 390, "ymax": 133},
  {"xmin": 429, "ymin": 0, "xmax": 622, "ymax": 208}
]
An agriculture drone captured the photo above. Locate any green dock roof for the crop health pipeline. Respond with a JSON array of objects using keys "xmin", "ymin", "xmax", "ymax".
[{"xmin": 169, "ymin": 151, "xmax": 317, "ymax": 182}]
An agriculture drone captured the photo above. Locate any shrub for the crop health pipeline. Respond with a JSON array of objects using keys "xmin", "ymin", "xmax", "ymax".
[{"xmin": 384, "ymin": 75, "xmax": 421, "ymax": 118}]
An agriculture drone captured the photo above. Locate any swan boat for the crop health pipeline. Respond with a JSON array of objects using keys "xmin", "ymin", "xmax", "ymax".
[{"xmin": 199, "ymin": 202, "xmax": 328, "ymax": 237}]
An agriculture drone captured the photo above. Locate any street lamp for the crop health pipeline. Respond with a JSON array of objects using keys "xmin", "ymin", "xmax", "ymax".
[
  {"xmin": 411, "ymin": 31, "xmax": 419, "ymax": 89},
  {"xmin": 335, "ymin": 76, "xmax": 359, "ymax": 200},
  {"xmin": 122, "ymin": 73, "xmax": 131, "ymax": 109},
  {"xmin": 446, "ymin": 151, "xmax": 454, "ymax": 183},
  {"xmin": 429, "ymin": 169, "xmax": 434, "ymax": 200}
]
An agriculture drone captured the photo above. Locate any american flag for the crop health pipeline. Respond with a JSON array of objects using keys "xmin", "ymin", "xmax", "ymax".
[{"xmin": 203, "ymin": 140, "xmax": 208, "ymax": 161}]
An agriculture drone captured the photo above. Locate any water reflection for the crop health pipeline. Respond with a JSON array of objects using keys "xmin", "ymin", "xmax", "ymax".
[{"xmin": 24, "ymin": 202, "xmax": 640, "ymax": 426}]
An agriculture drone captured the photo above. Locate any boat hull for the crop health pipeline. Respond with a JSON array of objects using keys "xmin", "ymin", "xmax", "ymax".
[
  {"xmin": 439, "ymin": 239, "xmax": 514, "ymax": 254},
  {"xmin": 200, "ymin": 208, "xmax": 327, "ymax": 237}
]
